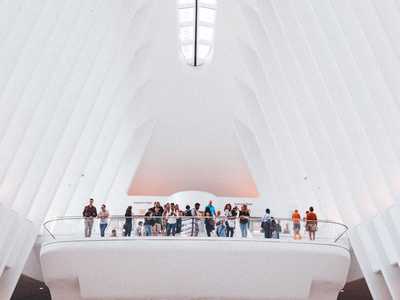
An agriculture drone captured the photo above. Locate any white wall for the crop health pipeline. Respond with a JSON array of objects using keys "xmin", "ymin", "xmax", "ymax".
[{"xmin": 40, "ymin": 239, "xmax": 350, "ymax": 300}]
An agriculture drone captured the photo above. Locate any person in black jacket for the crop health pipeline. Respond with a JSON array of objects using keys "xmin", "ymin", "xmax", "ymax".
[
  {"xmin": 123, "ymin": 206, "xmax": 133, "ymax": 237},
  {"xmin": 82, "ymin": 198, "xmax": 97, "ymax": 237},
  {"xmin": 184, "ymin": 205, "xmax": 192, "ymax": 216}
]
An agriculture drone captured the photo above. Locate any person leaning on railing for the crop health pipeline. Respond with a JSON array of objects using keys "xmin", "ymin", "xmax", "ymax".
[{"xmin": 82, "ymin": 198, "xmax": 97, "ymax": 238}]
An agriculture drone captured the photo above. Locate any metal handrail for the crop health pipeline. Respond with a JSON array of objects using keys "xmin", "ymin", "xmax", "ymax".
[
  {"xmin": 42, "ymin": 214, "xmax": 349, "ymax": 245},
  {"xmin": 43, "ymin": 214, "xmax": 349, "ymax": 224}
]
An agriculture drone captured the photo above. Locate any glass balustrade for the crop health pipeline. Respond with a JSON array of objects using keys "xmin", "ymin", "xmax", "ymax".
[{"xmin": 43, "ymin": 215, "xmax": 349, "ymax": 248}]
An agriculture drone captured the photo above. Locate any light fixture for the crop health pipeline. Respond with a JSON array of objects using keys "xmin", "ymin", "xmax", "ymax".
[{"xmin": 177, "ymin": 0, "xmax": 217, "ymax": 66}]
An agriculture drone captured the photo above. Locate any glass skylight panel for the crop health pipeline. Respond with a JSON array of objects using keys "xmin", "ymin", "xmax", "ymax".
[
  {"xmin": 179, "ymin": 26, "xmax": 194, "ymax": 42},
  {"xmin": 178, "ymin": 8, "xmax": 194, "ymax": 23},
  {"xmin": 198, "ymin": 26, "xmax": 213, "ymax": 41},
  {"xmin": 179, "ymin": 0, "xmax": 194, "ymax": 6},
  {"xmin": 198, "ymin": 7, "xmax": 216, "ymax": 24},
  {"xmin": 182, "ymin": 45, "xmax": 194, "ymax": 59},
  {"xmin": 199, "ymin": 0, "xmax": 216, "ymax": 6},
  {"xmin": 177, "ymin": 0, "xmax": 217, "ymax": 66},
  {"xmin": 197, "ymin": 44, "xmax": 211, "ymax": 58}
]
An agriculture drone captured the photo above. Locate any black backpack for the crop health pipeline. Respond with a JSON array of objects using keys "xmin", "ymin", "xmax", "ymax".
[{"xmin": 271, "ymin": 219, "xmax": 277, "ymax": 231}]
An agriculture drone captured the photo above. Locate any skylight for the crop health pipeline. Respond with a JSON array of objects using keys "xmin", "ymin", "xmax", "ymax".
[{"xmin": 177, "ymin": 0, "xmax": 217, "ymax": 66}]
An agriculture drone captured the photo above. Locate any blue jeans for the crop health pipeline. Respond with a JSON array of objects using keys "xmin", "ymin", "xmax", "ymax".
[
  {"xmin": 240, "ymin": 223, "xmax": 248, "ymax": 238},
  {"xmin": 144, "ymin": 224, "xmax": 152, "ymax": 236},
  {"xmin": 166, "ymin": 223, "xmax": 176, "ymax": 236},
  {"xmin": 217, "ymin": 225, "xmax": 226, "ymax": 237},
  {"xmin": 100, "ymin": 223, "xmax": 108, "ymax": 237}
]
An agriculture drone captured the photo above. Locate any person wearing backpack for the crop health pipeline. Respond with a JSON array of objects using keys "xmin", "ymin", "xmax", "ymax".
[{"xmin": 261, "ymin": 208, "xmax": 272, "ymax": 239}]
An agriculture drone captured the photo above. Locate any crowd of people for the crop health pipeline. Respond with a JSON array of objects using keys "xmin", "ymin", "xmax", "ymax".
[{"xmin": 82, "ymin": 199, "xmax": 318, "ymax": 240}]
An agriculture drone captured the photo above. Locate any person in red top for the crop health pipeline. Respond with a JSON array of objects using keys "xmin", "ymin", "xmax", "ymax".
[
  {"xmin": 291, "ymin": 209, "xmax": 301, "ymax": 239},
  {"xmin": 306, "ymin": 207, "xmax": 318, "ymax": 240}
]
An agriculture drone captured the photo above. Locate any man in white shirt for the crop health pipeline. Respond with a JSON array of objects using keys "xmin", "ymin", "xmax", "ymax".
[
  {"xmin": 191, "ymin": 203, "xmax": 201, "ymax": 236},
  {"xmin": 261, "ymin": 208, "xmax": 272, "ymax": 239}
]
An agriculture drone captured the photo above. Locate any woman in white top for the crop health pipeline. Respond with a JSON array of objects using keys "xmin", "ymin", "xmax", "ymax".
[
  {"xmin": 166, "ymin": 205, "xmax": 177, "ymax": 236},
  {"xmin": 224, "ymin": 203, "xmax": 235, "ymax": 237},
  {"xmin": 98, "ymin": 204, "xmax": 110, "ymax": 237}
]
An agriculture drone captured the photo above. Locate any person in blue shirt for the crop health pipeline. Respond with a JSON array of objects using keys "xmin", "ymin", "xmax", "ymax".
[{"xmin": 206, "ymin": 200, "xmax": 216, "ymax": 218}]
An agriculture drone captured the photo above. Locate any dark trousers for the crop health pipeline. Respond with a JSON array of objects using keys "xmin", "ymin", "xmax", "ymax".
[
  {"xmin": 176, "ymin": 218, "xmax": 182, "ymax": 233},
  {"xmin": 263, "ymin": 222, "xmax": 272, "ymax": 238},
  {"xmin": 225, "ymin": 224, "xmax": 234, "ymax": 237},
  {"xmin": 124, "ymin": 222, "xmax": 132, "ymax": 236},
  {"xmin": 205, "ymin": 224, "xmax": 213, "ymax": 237}
]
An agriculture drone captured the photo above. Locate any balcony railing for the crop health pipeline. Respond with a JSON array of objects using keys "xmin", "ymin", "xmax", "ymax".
[{"xmin": 42, "ymin": 215, "xmax": 349, "ymax": 248}]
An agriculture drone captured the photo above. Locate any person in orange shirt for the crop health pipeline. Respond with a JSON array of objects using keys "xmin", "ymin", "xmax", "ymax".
[
  {"xmin": 291, "ymin": 209, "xmax": 301, "ymax": 239},
  {"xmin": 306, "ymin": 207, "xmax": 318, "ymax": 240}
]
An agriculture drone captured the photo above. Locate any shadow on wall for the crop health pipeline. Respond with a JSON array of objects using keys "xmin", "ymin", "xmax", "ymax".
[{"xmin": 10, "ymin": 275, "xmax": 371, "ymax": 300}]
